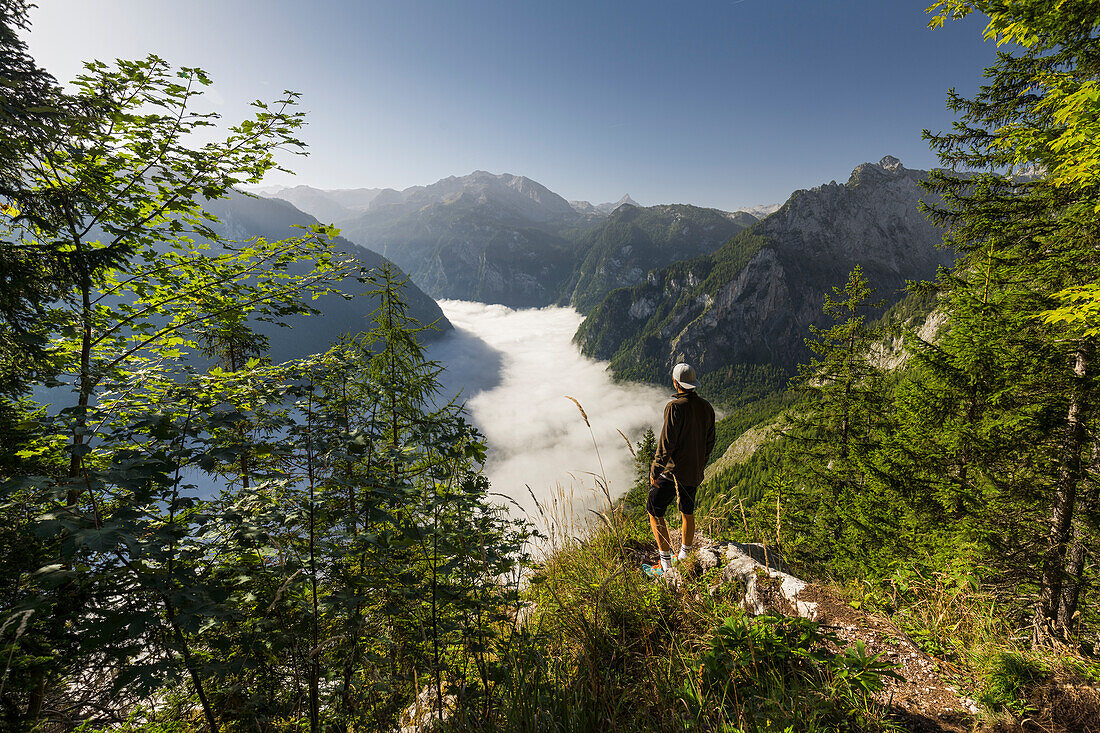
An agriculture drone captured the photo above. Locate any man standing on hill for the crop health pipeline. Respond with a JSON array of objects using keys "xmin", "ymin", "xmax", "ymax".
[{"xmin": 644, "ymin": 362, "xmax": 716, "ymax": 577}]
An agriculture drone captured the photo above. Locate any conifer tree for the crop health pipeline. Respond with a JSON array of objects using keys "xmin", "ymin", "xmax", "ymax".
[
  {"xmin": 921, "ymin": 1, "xmax": 1100, "ymax": 644},
  {"xmin": 782, "ymin": 266, "xmax": 889, "ymax": 571}
]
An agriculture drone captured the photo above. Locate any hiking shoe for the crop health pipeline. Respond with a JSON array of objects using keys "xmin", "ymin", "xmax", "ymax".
[{"xmin": 642, "ymin": 563, "xmax": 665, "ymax": 579}]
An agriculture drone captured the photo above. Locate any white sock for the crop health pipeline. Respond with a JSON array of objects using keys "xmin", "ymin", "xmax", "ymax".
[
  {"xmin": 678, "ymin": 544, "xmax": 690, "ymax": 561},
  {"xmin": 659, "ymin": 551, "xmax": 672, "ymax": 571}
]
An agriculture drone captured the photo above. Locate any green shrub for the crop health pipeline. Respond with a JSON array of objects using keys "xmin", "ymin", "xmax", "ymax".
[
  {"xmin": 680, "ymin": 612, "xmax": 900, "ymax": 732},
  {"xmin": 977, "ymin": 651, "xmax": 1049, "ymax": 717}
]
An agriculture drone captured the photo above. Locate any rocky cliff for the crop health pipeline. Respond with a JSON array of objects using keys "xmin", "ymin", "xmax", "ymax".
[
  {"xmin": 574, "ymin": 157, "xmax": 953, "ymax": 396},
  {"xmin": 564, "ymin": 204, "xmax": 757, "ymax": 313}
]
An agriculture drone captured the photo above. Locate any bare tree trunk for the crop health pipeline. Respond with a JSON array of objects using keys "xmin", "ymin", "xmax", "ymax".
[
  {"xmin": 1057, "ymin": 441, "xmax": 1097, "ymax": 637},
  {"xmin": 166, "ymin": 601, "xmax": 220, "ymax": 733},
  {"xmin": 1035, "ymin": 346, "xmax": 1088, "ymax": 646},
  {"xmin": 306, "ymin": 388, "xmax": 320, "ymax": 733}
]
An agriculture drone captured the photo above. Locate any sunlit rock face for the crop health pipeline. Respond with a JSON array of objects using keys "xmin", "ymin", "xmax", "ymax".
[
  {"xmin": 565, "ymin": 203, "xmax": 758, "ymax": 314},
  {"xmin": 575, "ymin": 158, "xmax": 953, "ymax": 387}
]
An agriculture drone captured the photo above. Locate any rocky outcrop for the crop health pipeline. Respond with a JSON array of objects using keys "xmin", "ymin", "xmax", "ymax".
[
  {"xmin": 396, "ymin": 685, "xmax": 456, "ymax": 733},
  {"xmin": 669, "ymin": 541, "xmax": 819, "ymax": 621},
  {"xmin": 565, "ymin": 204, "xmax": 757, "ymax": 313},
  {"xmin": 575, "ymin": 157, "xmax": 954, "ymax": 390}
]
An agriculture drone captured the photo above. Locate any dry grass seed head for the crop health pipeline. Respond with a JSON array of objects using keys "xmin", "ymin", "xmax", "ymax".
[{"xmin": 564, "ymin": 395, "xmax": 590, "ymax": 427}]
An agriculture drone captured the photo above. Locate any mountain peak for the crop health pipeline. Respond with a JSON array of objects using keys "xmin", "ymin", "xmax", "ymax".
[
  {"xmin": 879, "ymin": 155, "xmax": 903, "ymax": 171},
  {"xmin": 358, "ymin": 170, "xmax": 578, "ymax": 224},
  {"xmin": 846, "ymin": 156, "xmax": 914, "ymax": 187}
]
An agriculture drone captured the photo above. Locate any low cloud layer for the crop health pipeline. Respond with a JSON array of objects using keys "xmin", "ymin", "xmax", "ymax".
[{"xmin": 428, "ymin": 301, "xmax": 668, "ymax": 530}]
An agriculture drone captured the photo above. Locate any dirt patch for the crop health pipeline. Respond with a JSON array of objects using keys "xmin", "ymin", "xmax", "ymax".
[
  {"xmin": 979, "ymin": 667, "xmax": 1100, "ymax": 733},
  {"xmin": 1029, "ymin": 670, "xmax": 1100, "ymax": 733},
  {"xmin": 800, "ymin": 583, "xmax": 976, "ymax": 733}
]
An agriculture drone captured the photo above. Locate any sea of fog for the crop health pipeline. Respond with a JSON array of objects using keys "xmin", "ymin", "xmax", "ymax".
[
  {"xmin": 35, "ymin": 301, "xmax": 670, "ymax": 529},
  {"xmin": 428, "ymin": 301, "xmax": 667, "ymax": 529}
]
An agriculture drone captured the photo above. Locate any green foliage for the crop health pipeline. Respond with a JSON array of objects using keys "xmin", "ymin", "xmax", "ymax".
[
  {"xmin": 699, "ymin": 439, "xmax": 788, "ymax": 518},
  {"xmin": 0, "ymin": 46, "xmax": 528, "ymax": 731},
  {"xmin": 2, "ymin": 264, "xmax": 529, "ymax": 730},
  {"xmin": 1044, "ymin": 283, "xmax": 1100, "ymax": 337},
  {"xmin": 708, "ymin": 390, "xmax": 796, "ymax": 467},
  {"xmin": 977, "ymin": 651, "xmax": 1049, "ymax": 717},
  {"xmin": 621, "ymin": 428, "xmax": 657, "ymax": 521},
  {"xmin": 682, "ymin": 612, "xmax": 899, "ymax": 732},
  {"xmin": 765, "ymin": 267, "xmax": 894, "ymax": 577},
  {"xmin": 695, "ymin": 9, "xmax": 1100, "ymax": 705},
  {"xmin": 919, "ymin": 2, "xmax": 1100, "ymax": 643},
  {"xmin": 0, "ymin": 1, "xmax": 74, "ymax": 393},
  {"xmin": 473, "ymin": 504, "xmax": 899, "ymax": 733},
  {"xmin": 928, "ymin": 1, "xmax": 1100, "ymax": 194}
]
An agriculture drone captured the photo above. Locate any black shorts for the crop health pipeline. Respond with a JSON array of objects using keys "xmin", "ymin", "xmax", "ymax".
[{"xmin": 647, "ymin": 474, "xmax": 697, "ymax": 517}]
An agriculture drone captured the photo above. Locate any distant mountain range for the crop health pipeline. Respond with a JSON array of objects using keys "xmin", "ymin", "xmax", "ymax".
[
  {"xmin": 569, "ymin": 194, "xmax": 641, "ymax": 218},
  {"xmin": 250, "ymin": 159, "xmax": 953, "ymax": 401},
  {"xmin": 253, "ymin": 185, "xmax": 385, "ymax": 225},
  {"xmin": 736, "ymin": 202, "xmax": 782, "ymax": 219},
  {"xmin": 264, "ymin": 171, "xmax": 761, "ymax": 310},
  {"xmin": 256, "ymin": 180, "xmax": 641, "ymax": 227}
]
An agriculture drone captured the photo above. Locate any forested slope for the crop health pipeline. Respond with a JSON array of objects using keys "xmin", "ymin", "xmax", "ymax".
[
  {"xmin": 563, "ymin": 204, "xmax": 757, "ymax": 313},
  {"xmin": 574, "ymin": 156, "xmax": 953, "ymax": 403},
  {"xmin": 202, "ymin": 192, "xmax": 451, "ymax": 361}
]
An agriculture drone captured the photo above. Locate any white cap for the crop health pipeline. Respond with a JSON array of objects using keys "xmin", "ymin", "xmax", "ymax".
[{"xmin": 672, "ymin": 363, "xmax": 698, "ymax": 390}]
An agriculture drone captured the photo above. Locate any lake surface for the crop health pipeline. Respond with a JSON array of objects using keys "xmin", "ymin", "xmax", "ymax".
[{"xmin": 428, "ymin": 301, "xmax": 667, "ymax": 531}]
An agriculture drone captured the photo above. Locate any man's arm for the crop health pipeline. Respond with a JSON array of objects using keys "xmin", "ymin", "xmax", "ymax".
[{"xmin": 650, "ymin": 401, "xmax": 679, "ymax": 484}]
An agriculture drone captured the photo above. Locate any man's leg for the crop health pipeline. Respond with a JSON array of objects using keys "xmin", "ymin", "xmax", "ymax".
[
  {"xmin": 646, "ymin": 475, "xmax": 676, "ymax": 570},
  {"xmin": 681, "ymin": 513, "xmax": 695, "ymax": 549},
  {"xmin": 677, "ymin": 484, "xmax": 698, "ymax": 561},
  {"xmin": 649, "ymin": 513, "xmax": 672, "ymax": 553}
]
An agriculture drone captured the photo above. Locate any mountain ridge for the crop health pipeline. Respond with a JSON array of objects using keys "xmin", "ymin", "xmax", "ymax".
[
  {"xmin": 335, "ymin": 172, "xmax": 765, "ymax": 308},
  {"xmin": 573, "ymin": 157, "xmax": 953, "ymax": 402},
  {"xmin": 205, "ymin": 192, "xmax": 451, "ymax": 361},
  {"xmin": 564, "ymin": 203, "xmax": 758, "ymax": 313}
]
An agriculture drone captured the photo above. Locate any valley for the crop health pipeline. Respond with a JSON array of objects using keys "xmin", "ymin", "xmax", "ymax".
[
  {"xmin": 427, "ymin": 301, "xmax": 666, "ymax": 522},
  {"xmin": 257, "ymin": 155, "xmax": 949, "ymax": 409},
  {"xmin": 8, "ymin": 3, "xmax": 1100, "ymax": 729}
]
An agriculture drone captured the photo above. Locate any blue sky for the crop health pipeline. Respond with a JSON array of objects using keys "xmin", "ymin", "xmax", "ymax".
[{"xmin": 26, "ymin": 1, "xmax": 996, "ymax": 210}]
